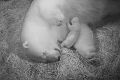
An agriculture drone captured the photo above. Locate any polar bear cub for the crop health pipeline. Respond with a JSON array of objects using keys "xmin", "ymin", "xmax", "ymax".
[
  {"xmin": 22, "ymin": 0, "xmax": 98, "ymax": 62},
  {"xmin": 22, "ymin": 0, "xmax": 68, "ymax": 62}
]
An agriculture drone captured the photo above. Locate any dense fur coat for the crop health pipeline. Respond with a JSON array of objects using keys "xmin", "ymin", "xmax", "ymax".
[{"xmin": 22, "ymin": 0, "xmax": 120, "ymax": 62}]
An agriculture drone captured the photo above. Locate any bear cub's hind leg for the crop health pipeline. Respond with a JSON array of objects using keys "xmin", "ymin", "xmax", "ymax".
[
  {"xmin": 61, "ymin": 17, "xmax": 81, "ymax": 48},
  {"xmin": 61, "ymin": 17, "xmax": 96, "ymax": 58}
]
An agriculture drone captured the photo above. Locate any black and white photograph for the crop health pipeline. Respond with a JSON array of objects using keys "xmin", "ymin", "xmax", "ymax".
[{"xmin": 0, "ymin": 0, "xmax": 120, "ymax": 80}]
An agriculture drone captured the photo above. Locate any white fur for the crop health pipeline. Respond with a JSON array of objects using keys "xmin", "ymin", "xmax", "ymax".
[
  {"xmin": 22, "ymin": 0, "xmax": 68, "ymax": 56},
  {"xmin": 22, "ymin": 0, "xmax": 107, "ymax": 57}
]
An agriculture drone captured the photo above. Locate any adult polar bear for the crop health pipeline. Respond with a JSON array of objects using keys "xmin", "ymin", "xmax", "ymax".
[{"xmin": 21, "ymin": 0, "xmax": 118, "ymax": 62}]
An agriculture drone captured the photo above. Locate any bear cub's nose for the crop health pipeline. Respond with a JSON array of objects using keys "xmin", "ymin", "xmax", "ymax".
[{"xmin": 26, "ymin": 48, "xmax": 61, "ymax": 63}]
